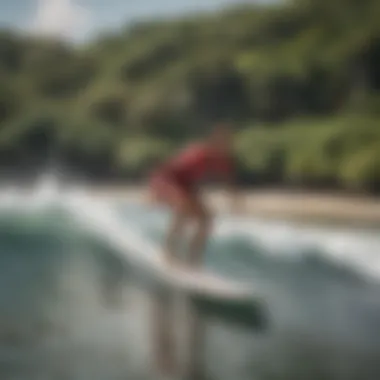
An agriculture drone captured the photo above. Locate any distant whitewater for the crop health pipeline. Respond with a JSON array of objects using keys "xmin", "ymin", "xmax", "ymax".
[{"xmin": 0, "ymin": 178, "xmax": 380, "ymax": 380}]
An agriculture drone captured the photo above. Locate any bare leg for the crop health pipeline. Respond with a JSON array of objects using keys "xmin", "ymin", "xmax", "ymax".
[
  {"xmin": 187, "ymin": 209, "xmax": 211, "ymax": 268},
  {"xmin": 153, "ymin": 210, "xmax": 188, "ymax": 377},
  {"xmin": 164, "ymin": 211, "xmax": 187, "ymax": 266}
]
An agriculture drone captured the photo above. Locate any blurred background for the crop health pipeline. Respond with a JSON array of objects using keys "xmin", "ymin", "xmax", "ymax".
[
  {"xmin": 0, "ymin": 0, "xmax": 380, "ymax": 380},
  {"xmin": 0, "ymin": 0, "xmax": 379, "ymax": 190}
]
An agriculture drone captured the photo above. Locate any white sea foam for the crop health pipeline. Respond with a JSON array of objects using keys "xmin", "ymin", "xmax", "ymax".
[
  {"xmin": 0, "ymin": 174, "xmax": 379, "ymax": 281},
  {"xmin": 214, "ymin": 217, "xmax": 380, "ymax": 279}
]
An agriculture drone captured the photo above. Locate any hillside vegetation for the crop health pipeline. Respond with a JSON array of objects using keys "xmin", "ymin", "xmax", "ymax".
[{"xmin": 0, "ymin": 0, "xmax": 379, "ymax": 191}]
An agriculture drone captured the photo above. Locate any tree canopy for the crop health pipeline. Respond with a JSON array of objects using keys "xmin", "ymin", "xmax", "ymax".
[{"xmin": 0, "ymin": 0, "xmax": 379, "ymax": 191}]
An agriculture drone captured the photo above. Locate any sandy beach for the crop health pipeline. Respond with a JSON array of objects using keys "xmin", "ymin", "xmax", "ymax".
[{"xmin": 91, "ymin": 186, "xmax": 380, "ymax": 227}]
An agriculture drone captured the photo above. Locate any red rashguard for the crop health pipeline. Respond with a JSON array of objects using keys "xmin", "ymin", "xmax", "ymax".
[{"xmin": 160, "ymin": 143, "xmax": 234, "ymax": 187}]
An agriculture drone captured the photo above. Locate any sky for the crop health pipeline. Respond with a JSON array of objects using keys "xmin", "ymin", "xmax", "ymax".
[{"xmin": 0, "ymin": 0, "xmax": 275, "ymax": 41}]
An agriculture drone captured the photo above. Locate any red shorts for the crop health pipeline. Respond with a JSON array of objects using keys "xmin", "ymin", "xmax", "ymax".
[{"xmin": 149, "ymin": 171, "xmax": 196, "ymax": 206}]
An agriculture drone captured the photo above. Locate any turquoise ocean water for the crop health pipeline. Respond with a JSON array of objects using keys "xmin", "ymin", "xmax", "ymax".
[{"xmin": 0, "ymin": 179, "xmax": 380, "ymax": 380}]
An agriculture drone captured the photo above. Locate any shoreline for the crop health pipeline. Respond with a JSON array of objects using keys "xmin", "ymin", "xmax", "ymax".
[{"xmin": 90, "ymin": 186, "xmax": 380, "ymax": 228}]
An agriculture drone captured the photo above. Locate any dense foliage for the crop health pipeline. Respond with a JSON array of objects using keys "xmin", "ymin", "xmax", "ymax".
[{"xmin": 0, "ymin": 0, "xmax": 379, "ymax": 191}]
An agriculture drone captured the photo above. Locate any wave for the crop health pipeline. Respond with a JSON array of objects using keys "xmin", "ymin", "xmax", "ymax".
[
  {"xmin": 112, "ymin": 203, "xmax": 380, "ymax": 350},
  {"xmin": 0, "ymin": 180, "xmax": 380, "ymax": 380},
  {"xmin": 117, "ymin": 202, "xmax": 380, "ymax": 283}
]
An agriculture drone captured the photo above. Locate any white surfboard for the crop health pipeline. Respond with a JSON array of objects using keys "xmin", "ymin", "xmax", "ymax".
[{"xmin": 66, "ymin": 197, "xmax": 267, "ymax": 329}]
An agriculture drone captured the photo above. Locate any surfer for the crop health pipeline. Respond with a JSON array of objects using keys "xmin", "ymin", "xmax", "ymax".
[
  {"xmin": 148, "ymin": 123, "xmax": 239, "ymax": 267},
  {"xmin": 148, "ymin": 123, "xmax": 239, "ymax": 379}
]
